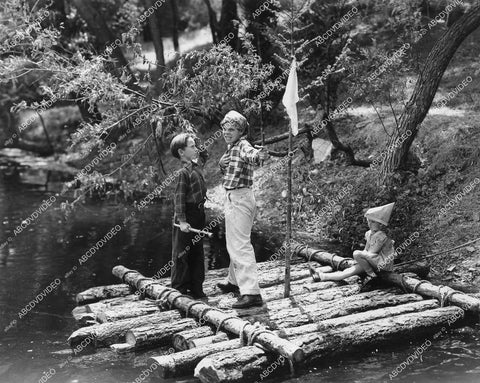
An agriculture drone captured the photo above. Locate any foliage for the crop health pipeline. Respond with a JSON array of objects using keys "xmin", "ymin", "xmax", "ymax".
[{"xmin": 0, "ymin": 1, "xmax": 275, "ymax": 211}]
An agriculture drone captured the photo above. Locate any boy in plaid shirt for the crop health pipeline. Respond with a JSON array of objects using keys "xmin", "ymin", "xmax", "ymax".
[{"xmin": 216, "ymin": 110, "xmax": 269, "ymax": 309}]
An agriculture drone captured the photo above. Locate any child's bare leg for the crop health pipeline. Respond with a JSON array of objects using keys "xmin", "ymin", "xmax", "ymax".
[
  {"xmin": 353, "ymin": 251, "xmax": 376, "ymax": 277},
  {"xmin": 320, "ymin": 264, "xmax": 364, "ymax": 281}
]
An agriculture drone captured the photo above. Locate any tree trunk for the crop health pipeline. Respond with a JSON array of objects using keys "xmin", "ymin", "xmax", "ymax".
[
  {"xmin": 170, "ymin": 0, "xmax": 180, "ymax": 54},
  {"xmin": 146, "ymin": 0, "xmax": 165, "ymax": 79},
  {"xmin": 279, "ymin": 299, "xmax": 439, "ymax": 338},
  {"xmin": 173, "ymin": 326, "xmax": 216, "ymax": 351},
  {"xmin": 203, "ymin": 0, "xmax": 219, "ymax": 43},
  {"xmin": 125, "ymin": 318, "xmax": 197, "ymax": 349},
  {"xmin": 149, "ymin": 339, "xmax": 242, "ymax": 380},
  {"xmin": 75, "ymin": 284, "xmax": 132, "ymax": 305},
  {"xmin": 70, "ymin": 0, "xmax": 134, "ymax": 81},
  {"xmin": 68, "ymin": 311, "xmax": 182, "ymax": 348},
  {"xmin": 219, "ymin": 0, "xmax": 238, "ymax": 49},
  {"xmin": 113, "ymin": 266, "xmax": 305, "ymax": 362},
  {"xmin": 380, "ymin": 3, "xmax": 480, "ymax": 181},
  {"xmin": 252, "ymin": 127, "xmax": 310, "ymax": 145}
]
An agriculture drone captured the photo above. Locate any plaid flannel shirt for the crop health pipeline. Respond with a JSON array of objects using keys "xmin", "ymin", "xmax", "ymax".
[
  {"xmin": 174, "ymin": 161, "xmax": 207, "ymax": 222},
  {"xmin": 220, "ymin": 137, "xmax": 260, "ymax": 190}
]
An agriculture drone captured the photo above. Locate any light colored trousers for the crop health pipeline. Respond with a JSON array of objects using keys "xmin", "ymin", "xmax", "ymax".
[{"xmin": 224, "ymin": 188, "xmax": 261, "ymax": 295}]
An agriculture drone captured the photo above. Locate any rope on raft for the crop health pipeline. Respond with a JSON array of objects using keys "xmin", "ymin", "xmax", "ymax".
[
  {"xmin": 215, "ymin": 315, "xmax": 238, "ymax": 334},
  {"xmin": 239, "ymin": 322, "xmax": 297, "ymax": 376},
  {"xmin": 184, "ymin": 301, "xmax": 205, "ymax": 318},
  {"xmin": 121, "ymin": 270, "xmax": 138, "ymax": 283},
  {"xmin": 399, "ymin": 275, "xmax": 471, "ymax": 308}
]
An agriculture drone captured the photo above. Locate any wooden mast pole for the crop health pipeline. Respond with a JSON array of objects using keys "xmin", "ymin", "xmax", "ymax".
[{"xmin": 284, "ymin": 0, "xmax": 295, "ymax": 298}]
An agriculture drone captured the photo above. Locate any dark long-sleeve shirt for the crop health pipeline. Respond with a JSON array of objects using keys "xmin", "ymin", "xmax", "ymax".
[{"xmin": 174, "ymin": 161, "xmax": 207, "ymax": 222}]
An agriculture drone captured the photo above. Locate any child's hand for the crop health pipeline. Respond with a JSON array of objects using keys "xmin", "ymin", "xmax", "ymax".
[
  {"xmin": 179, "ymin": 222, "xmax": 191, "ymax": 233},
  {"xmin": 219, "ymin": 153, "xmax": 230, "ymax": 169},
  {"xmin": 255, "ymin": 145, "xmax": 270, "ymax": 162}
]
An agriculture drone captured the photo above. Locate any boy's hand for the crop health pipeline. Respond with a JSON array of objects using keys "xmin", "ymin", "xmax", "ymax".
[
  {"xmin": 255, "ymin": 146, "xmax": 269, "ymax": 162},
  {"xmin": 179, "ymin": 222, "xmax": 191, "ymax": 233},
  {"xmin": 219, "ymin": 153, "xmax": 230, "ymax": 169}
]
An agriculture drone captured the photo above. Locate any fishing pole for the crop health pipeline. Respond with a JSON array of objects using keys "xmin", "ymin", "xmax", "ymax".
[{"xmin": 395, "ymin": 236, "xmax": 480, "ymax": 267}]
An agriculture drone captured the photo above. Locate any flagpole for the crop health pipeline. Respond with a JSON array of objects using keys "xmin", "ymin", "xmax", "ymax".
[{"xmin": 284, "ymin": 0, "xmax": 295, "ymax": 299}]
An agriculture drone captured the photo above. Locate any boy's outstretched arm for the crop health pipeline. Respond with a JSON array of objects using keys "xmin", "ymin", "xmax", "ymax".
[{"xmin": 239, "ymin": 141, "xmax": 262, "ymax": 165}]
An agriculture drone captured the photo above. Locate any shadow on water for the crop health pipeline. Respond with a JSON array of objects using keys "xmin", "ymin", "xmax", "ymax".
[
  {"xmin": 0, "ymin": 169, "xmax": 479, "ymax": 383},
  {"xmin": 0, "ymin": 169, "xmax": 273, "ymax": 383}
]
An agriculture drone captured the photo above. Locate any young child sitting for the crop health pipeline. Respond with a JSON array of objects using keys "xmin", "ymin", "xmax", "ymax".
[{"xmin": 309, "ymin": 202, "xmax": 395, "ymax": 285}]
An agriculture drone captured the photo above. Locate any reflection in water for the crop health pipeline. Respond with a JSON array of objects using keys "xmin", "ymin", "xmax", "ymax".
[{"xmin": 0, "ymin": 173, "xmax": 479, "ymax": 383}]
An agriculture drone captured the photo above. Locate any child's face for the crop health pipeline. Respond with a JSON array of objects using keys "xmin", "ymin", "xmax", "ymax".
[
  {"xmin": 179, "ymin": 137, "xmax": 198, "ymax": 162},
  {"xmin": 367, "ymin": 218, "xmax": 382, "ymax": 231},
  {"xmin": 222, "ymin": 122, "xmax": 243, "ymax": 144}
]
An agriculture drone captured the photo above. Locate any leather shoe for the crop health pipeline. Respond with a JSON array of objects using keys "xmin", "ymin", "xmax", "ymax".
[
  {"xmin": 217, "ymin": 282, "xmax": 240, "ymax": 294},
  {"xmin": 232, "ymin": 294, "xmax": 263, "ymax": 309}
]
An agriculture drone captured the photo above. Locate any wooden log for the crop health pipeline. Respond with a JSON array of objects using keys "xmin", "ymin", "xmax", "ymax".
[
  {"xmin": 252, "ymin": 126, "xmax": 310, "ymax": 145},
  {"xmin": 125, "ymin": 318, "xmax": 197, "ymax": 349},
  {"xmin": 113, "ymin": 266, "xmax": 304, "ymax": 363},
  {"xmin": 142, "ymin": 260, "xmax": 329, "ymax": 301},
  {"xmin": 212, "ymin": 279, "xmax": 360, "ymax": 309},
  {"xmin": 97, "ymin": 300, "xmax": 161, "ymax": 322},
  {"xmin": 380, "ymin": 272, "xmax": 480, "ymax": 313},
  {"xmin": 279, "ymin": 299, "xmax": 439, "ymax": 338},
  {"xmin": 194, "ymin": 307, "xmax": 463, "ymax": 382},
  {"xmin": 68, "ymin": 311, "xmax": 182, "ymax": 348},
  {"xmin": 149, "ymin": 259, "xmax": 309, "ymax": 290},
  {"xmin": 173, "ymin": 326, "xmax": 216, "ymax": 351},
  {"xmin": 228, "ymin": 286, "xmax": 370, "ymax": 319},
  {"xmin": 188, "ymin": 333, "xmax": 229, "ymax": 349},
  {"xmin": 200, "ymin": 263, "xmax": 313, "ymax": 295},
  {"xmin": 292, "ymin": 244, "xmax": 480, "ymax": 313},
  {"xmin": 110, "ymin": 343, "xmax": 135, "ymax": 353},
  {"xmin": 294, "ymin": 306, "xmax": 464, "ymax": 361},
  {"xmin": 291, "ymin": 242, "xmax": 430, "ymax": 278},
  {"xmin": 194, "ymin": 346, "xmax": 287, "ymax": 383},
  {"xmin": 149, "ymin": 339, "xmax": 242, "ymax": 380},
  {"xmin": 245, "ymin": 290, "xmax": 423, "ymax": 329},
  {"xmin": 72, "ymin": 294, "xmax": 139, "ymax": 321},
  {"xmin": 76, "ymin": 284, "xmax": 132, "ymax": 305}
]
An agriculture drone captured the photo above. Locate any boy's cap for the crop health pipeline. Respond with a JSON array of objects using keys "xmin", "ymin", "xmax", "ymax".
[
  {"xmin": 221, "ymin": 110, "xmax": 249, "ymax": 132},
  {"xmin": 364, "ymin": 202, "xmax": 395, "ymax": 226}
]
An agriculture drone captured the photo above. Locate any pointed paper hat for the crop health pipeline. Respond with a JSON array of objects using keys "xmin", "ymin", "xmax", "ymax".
[{"xmin": 364, "ymin": 202, "xmax": 395, "ymax": 226}]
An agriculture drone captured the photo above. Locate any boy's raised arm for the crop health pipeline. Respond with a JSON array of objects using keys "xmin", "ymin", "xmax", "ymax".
[{"xmin": 239, "ymin": 140, "xmax": 260, "ymax": 165}]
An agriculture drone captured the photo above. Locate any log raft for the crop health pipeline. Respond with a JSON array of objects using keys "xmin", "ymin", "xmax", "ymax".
[{"xmin": 67, "ymin": 244, "xmax": 480, "ymax": 383}]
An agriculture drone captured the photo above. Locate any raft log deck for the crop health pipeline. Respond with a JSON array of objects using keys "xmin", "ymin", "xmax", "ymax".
[{"xmin": 68, "ymin": 244, "xmax": 480, "ymax": 383}]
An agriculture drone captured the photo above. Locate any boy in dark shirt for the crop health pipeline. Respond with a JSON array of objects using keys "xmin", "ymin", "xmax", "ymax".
[{"xmin": 170, "ymin": 133, "xmax": 207, "ymax": 299}]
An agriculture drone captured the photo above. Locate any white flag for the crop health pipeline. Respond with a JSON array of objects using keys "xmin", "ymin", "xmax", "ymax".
[{"xmin": 282, "ymin": 58, "xmax": 299, "ymax": 136}]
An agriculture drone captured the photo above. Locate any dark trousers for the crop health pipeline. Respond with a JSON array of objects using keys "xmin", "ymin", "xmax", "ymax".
[{"xmin": 171, "ymin": 203, "xmax": 205, "ymax": 295}]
